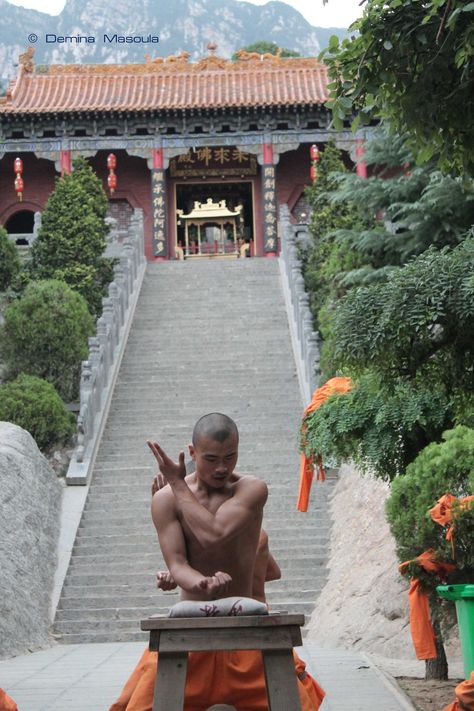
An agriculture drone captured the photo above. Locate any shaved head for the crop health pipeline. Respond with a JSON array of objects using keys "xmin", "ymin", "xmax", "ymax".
[{"xmin": 192, "ymin": 413, "xmax": 239, "ymax": 447}]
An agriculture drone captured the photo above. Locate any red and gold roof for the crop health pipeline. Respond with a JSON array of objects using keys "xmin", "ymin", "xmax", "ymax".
[{"xmin": 0, "ymin": 47, "xmax": 329, "ymax": 115}]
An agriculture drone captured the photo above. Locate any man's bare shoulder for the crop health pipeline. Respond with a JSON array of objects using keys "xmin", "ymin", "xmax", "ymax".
[
  {"xmin": 232, "ymin": 474, "xmax": 268, "ymax": 502},
  {"xmin": 151, "ymin": 484, "xmax": 176, "ymax": 520}
]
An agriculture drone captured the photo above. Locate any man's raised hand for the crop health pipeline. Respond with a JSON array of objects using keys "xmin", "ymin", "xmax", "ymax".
[{"xmin": 147, "ymin": 441, "xmax": 186, "ymax": 485}]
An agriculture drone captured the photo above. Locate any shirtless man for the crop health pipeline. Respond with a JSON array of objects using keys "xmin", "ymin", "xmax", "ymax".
[
  {"xmin": 148, "ymin": 413, "xmax": 267, "ymax": 602},
  {"xmin": 109, "ymin": 413, "xmax": 324, "ymax": 711}
]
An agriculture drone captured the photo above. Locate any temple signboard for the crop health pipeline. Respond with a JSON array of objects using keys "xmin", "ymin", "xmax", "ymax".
[{"xmin": 170, "ymin": 148, "xmax": 257, "ymax": 178}]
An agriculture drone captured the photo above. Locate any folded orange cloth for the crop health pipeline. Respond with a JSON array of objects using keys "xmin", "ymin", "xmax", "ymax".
[
  {"xmin": 430, "ymin": 493, "xmax": 474, "ymax": 555},
  {"xmin": 297, "ymin": 376, "xmax": 352, "ymax": 512},
  {"xmin": 442, "ymin": 670, "xmax": 474, "ymax": 711},
  {"xmin": 0, "ymin": 689, "xmax": 18, "ymax": 711},
  {"xmin": 108, "ymin": 647, "xmax": 325, "ymax": 711},
  {"xmin": 399, "ymin": 549, "xmax": 456, "ymax": 660}
]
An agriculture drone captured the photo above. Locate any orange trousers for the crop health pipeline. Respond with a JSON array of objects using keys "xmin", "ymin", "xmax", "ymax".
[
  {"xmin": 109, "ymin": 647, "xmax": 325, "ymax": 711},
  {"xmin": 442, "ymin": 671, "xmax": 474, "ymax": 711},
  {"xmin": 0, "ymin": 689, "xmax": 18, "ymax": 711}
]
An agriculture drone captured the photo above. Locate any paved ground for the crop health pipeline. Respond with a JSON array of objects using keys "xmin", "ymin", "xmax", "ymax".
[{"xmin": 0, "ymin": 640, "xmax": 417, "ymax": 711}]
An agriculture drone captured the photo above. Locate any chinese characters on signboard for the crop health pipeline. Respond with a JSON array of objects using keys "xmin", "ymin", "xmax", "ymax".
[
  {"xmin": 262, "ymin": 165, "xmax": 277, "ymax": 253},
  {"xmin": 170, "ymin": 148, "xmax": 257, "ymax": 178},
  {"xmin": 151, "ymin": 169, "xmax": 167, "ymax": 257}
]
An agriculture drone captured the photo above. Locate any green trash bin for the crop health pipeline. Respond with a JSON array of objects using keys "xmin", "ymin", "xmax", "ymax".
[{"xmin": 437, "ymin": 584, "xmax": 474, "ymax": 678}]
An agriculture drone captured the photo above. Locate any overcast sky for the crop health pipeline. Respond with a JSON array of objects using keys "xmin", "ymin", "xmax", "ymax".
[{"xmin": 5, "ymin": 0, "xmax": 364, "ymax": 28}]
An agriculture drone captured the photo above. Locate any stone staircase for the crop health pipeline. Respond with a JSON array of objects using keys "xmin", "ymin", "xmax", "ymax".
[{"xmin": 54, "ymin": 258, "xmax": 335, "ymax": 643}]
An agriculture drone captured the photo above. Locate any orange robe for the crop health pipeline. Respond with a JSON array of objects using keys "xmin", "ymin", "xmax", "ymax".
[
  {"xmin": 109, "ymin": 647, "xmax": 325, "ymax": 711},
  {"xmin": 399, "ymin": 549, "xmax": 456, "ymax": 660},
  {"xmin": 297, "ymin": 377, "xmax": 352, "ymax": 512},
  {"xmin": 442, "ymin": 671, "xmax": 474, "ymax": 711},
  {"xmin": 0, "ymin": 689, "xmax": 18, "ymax": 711}
]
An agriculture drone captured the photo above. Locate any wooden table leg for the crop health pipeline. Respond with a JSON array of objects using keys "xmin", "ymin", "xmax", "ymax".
[
  {"xmin": 152, "ymin": 651, "xmax": 188, "ymax": 711},
  {"xmin": 262, "ymin": 649, "xmax": 302, "ymax": 711}
]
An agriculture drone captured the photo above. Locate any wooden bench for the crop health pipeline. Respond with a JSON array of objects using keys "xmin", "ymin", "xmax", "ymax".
[{"xmin": 141, "ymin": 612, "xmax": 305, "ymax": 711}]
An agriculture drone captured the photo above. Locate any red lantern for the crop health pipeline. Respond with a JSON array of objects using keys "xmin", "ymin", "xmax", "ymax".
[
  {"xmin": 107, "ymin": 172, "xmax": 117, "ymax": 193},
  {"xmin": 310, "ymin": 165, "xmax": 317, "ymax": 182},
  {"xmin": 310, "ymin": 144, "xmax": 320, "ymax": 162},
  {"xmin": 107, "ymin": 153, "xmax": 117, "ymax": 194},
  {"xmin": 15, "ymin": 175, "xmax": 24, "ymax": 201},
  {"xmin": 14, "ymin": 157, "xmax": 24, "ymax": 200}
]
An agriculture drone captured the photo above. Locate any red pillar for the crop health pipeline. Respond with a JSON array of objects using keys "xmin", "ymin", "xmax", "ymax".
[
  {"xmin": 151, "ymin": 147, "xmax": 168, "ymax": 260},
  {"xmin": 262, "ymin": 141, "xmax": 278, "ymax": 257},
  {"xmin": 60, "ymin": 149, "xmax": 72, "ymax": 176},
  {"xmin": 355, "ymin": 139, "xmax": 367, "ymax": 179}
]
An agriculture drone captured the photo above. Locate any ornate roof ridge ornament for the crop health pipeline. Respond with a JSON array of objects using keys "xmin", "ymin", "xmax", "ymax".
[
  {"xmin": 40, "ymin": 50, "xmax": 321, "ymax": 76},
  {"xmin": 19, "ymin": 46, "xmax": 35, "ymax": 74}
]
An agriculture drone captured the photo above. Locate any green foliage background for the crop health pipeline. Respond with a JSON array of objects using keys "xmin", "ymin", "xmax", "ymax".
[
  {"xmin": 0, "ymin": 374, "xmax": 75, "ymax": 451},
  {"xmin": 0, "ymin": 226, "xmax": 21, "ymax": 292},
  {"xmin": 0, "ymin": 279, "xmax": 94, "ymax": 401},
  {"xmin": 386, "ymin": 427, "xmax": 474, "ymax": 590}
]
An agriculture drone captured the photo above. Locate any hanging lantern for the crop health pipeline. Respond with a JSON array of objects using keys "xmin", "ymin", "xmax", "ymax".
[
  {"xmin": 14, "ymin": 175, "xmax": 24, "ymax": 201},
  {"xmin": 14, "ymin": 157, "xmax": 24, "ymax": 201},
  {"xmin": 107, "ymin": 172, "xmax": 117, "ymax": 193},
  {"xmin": 107, "ymin": 153, "xmax": 117, "ymax": 195},
  {"xmin": 310, "ymin": 164, "xmax": 317, "ymax": 182},
  {"xmin": 310, "ymin": 144, "xmax": 320, "ymax": 162}
]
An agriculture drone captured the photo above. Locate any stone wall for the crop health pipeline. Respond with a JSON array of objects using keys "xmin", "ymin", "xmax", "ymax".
[
  {"xmin": 0, "ymin": 422, "xmax": 62, "ymax": 658},
  {"xmin": 307, "ymin": 463, "xmax": 415, "ymax": 658}
]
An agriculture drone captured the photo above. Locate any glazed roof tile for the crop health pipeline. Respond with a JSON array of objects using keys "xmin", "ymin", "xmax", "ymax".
[{"xmin": 0, "ymin": 51, "xmax": 329, "ymax": 115}]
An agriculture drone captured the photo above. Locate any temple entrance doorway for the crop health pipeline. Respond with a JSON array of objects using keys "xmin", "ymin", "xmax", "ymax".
[{"xmin": 175, "ymin": 181, "xmax": 253, "ymax": 258}]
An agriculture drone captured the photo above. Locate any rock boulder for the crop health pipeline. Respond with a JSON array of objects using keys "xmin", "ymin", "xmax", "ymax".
[{"xmin": 0, "ymin": 422, "xmax": 62, "ymax": 658}]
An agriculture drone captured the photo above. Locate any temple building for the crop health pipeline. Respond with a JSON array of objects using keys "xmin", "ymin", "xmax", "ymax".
[{"xmin": 0, "ymin": 45, "xmax": 362, "ymax": 259}]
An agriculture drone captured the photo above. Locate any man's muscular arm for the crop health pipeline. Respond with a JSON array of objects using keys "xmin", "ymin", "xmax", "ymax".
[
  {"xmin": 148, "ymin": 441, "xmax": 267, "ymax": 548},
  {"xmin": 151, "ymin": 487, "xmax": 231, "ymax": 596}
]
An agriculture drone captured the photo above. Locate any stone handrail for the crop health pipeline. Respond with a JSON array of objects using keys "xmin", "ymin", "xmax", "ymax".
[
  {"xmin": 66, "ymin": 209, "xmax": 147, "ymax": 485},
  {"xmin": 278, "ymin": 204, "xmax": 320, "ymax": 405}
]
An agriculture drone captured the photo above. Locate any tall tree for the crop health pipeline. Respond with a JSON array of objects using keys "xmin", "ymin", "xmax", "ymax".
[
  {"xmin": 322, "ymin": 0, "xmax": 474, "ymax": 173},
  {"xmin": 30, "ymin": 156, "xmax": 114, "ymax": 315}
]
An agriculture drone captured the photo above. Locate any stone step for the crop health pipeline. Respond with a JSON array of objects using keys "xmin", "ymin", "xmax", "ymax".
[
  {"xmin": 68, "ymin": 542, "xmax": 327, "ymax": 566},
  {"xmin": 57, "ymin": 586, "xmax": 324, "ymax": 613},
  {"xmin": 60, "ymin": 577, "xmax": 326, "ymax": 598},
  {"xmin": 71, "ymin": 540, "xmax": 330, "ymax": 556},
  {"xmin": 67, "ymin": 555, "xmax": 328, "ymax": 574},
  {"xmin": 55, "ymin": 601, "xmax": 315, "ymax": 636},
  {"xmin": 57, "ymin": 630, "xmax": 149, "ymax": 644}
]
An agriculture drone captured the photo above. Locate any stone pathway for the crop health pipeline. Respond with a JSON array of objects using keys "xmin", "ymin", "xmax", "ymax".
[{"xmin": 0, "ymin": 641, "xmax": 416, "ymax": 711}]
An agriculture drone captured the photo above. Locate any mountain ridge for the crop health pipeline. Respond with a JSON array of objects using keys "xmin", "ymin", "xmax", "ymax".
[{"xmin": 0, "ymin": 0, "xmax": 346, "ymax": 89}]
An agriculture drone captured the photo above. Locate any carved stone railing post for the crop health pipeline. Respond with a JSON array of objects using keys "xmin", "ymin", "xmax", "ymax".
[
  {"xmin": 66, "ymin": 208, "xmax": 147, "ymax": 485},
  {"xmin": 278, "ymin": 204, "xmax": 321, "ymax": 404}
]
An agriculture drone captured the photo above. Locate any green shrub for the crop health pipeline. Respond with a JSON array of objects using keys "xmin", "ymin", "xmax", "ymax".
[
  {"xmin": 30, "ymin": 156, "xmax": 114, "ymax": 315},
  {"xmin": 0, "ymin": 226, "xmax": 21, "ymax": 292},
  {"xmin": 0, "ymin": 374, "xmax": 75, "ymax": 451},
  {"xmin": 0, "ymin": 279, "xmax": 94, "ymax": 401},
  {"xmin": 386, "ymin": 426, "xmax": 474, "ymax": 588}
]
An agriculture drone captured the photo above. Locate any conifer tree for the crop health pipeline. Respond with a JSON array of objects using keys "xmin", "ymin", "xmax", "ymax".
[
  {"xmin": 0, "ymin": 226, "xmax": 20, "ymax": 292},
  {"xmin": 30, "ymin": 156, "xmax": 114, "ymax": 315}
]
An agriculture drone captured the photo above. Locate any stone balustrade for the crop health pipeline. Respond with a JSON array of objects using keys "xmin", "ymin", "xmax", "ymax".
[
  {"xmin": 66, "ymin": 209, "xmax": 146, "ymax": 485},
  {"xmin": 278, "ymin": 204, "xmax": 320, "ymax": 405}
]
